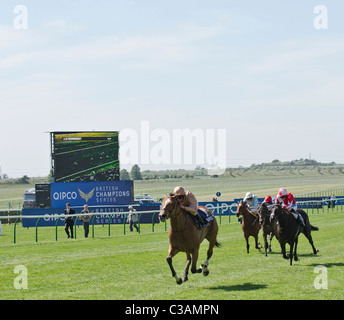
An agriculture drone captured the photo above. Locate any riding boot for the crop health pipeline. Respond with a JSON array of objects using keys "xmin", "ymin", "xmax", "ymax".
[
  {"xmin": 290, "ymin": 210, "xmax": 305, "ymax": 227},
  {"xmin": 297, "ymin": 215, "xmax": 305, "ymax": 227},
  {"xmin": 195, "ymin": 213, "xmax": 206, "ymax": 228}
]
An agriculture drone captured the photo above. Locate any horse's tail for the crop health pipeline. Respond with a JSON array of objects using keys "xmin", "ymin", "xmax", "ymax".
[
  {"xmin": 310, "ymin": 224, "xmax": 319, "ymax": 231},
  {"xmin": 215, "ymin": 241, "xmax": 221, "ymax": 248}
]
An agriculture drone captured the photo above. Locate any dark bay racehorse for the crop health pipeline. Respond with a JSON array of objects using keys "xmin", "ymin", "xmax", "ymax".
[
  {"xmin": 270, "ymin": 204, "xmax": 319, "ymax": 265},
  {"xmin": 159, "ymin": 194, "xmax": 220, "ymax": 285},
  {"xmin": 257, "ymin": 203, "xmax": 276, "ymax": 257},
  {"xmin": 236, "ymin": 201, "xmax": 261, "ymax": 254}
]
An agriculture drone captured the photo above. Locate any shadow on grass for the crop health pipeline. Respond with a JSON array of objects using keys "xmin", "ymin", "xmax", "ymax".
[
  {"xmin": 207, "ymin": 283, "xmax": 268, "ymax": 292},
  {"xmin": 307, "ymin": 262, "xmax": 344, "ymax": 268}
]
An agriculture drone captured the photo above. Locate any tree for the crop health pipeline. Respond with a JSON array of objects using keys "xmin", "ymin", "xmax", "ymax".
[
  {"xmin": 120, "ymin": 169, "xmax": 130, "ymax": 180},
  {"xmin": 130, "ymin": 165, "xmax": 142, "ymax": 180},
  {"xmin": 17, "ymin": 175, "xmax": 30, "ymax": 184}
]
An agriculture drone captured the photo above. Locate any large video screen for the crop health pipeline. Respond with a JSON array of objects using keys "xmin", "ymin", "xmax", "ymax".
[{"xmin": 51, "ymin": 131, "xmax": 119, "ymax": 182}]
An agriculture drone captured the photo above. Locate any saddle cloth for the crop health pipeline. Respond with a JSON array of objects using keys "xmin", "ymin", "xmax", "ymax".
[{"xmin": 197, "ymin": 208, "xmax": 215, "ymax": 223}]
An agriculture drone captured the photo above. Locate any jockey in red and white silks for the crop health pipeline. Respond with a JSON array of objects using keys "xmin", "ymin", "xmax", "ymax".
[{"xmin": 275, "ymin": 188, "xmax": 304, "ymax": 226}]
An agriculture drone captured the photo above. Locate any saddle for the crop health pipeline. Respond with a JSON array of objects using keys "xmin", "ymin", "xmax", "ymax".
[{"xmin": 188, "ymin": 208, "xmax": 215, "ymax": 229}]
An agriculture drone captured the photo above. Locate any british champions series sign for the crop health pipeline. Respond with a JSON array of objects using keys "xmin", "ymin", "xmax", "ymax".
[{"xmin": 50, "ymin": 181, "xmax": 133, "ymax": 208}]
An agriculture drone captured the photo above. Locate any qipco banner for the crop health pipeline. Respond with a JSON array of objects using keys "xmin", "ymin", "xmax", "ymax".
[
  {"xmin": 198, "ymin": 201, "xmax": 237, "ymax": 215},
  {"xmin": 50, "ymin": 181, "xmax": 133, "ymax": 208},
  {"xmin": 22, "ymin": 204, "xmax": 160, "ymax": 228}
]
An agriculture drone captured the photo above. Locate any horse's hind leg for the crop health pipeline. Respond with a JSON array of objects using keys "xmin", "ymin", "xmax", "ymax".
[
  {"xmin": 201, "ymin": 241, "xmax": 215, "ymax": 276},
  {"xmin": 183, "ymin": 253, "xmax": 191, "ymax": 282},
  {"xmin": 166, "ymin": 245, "xmax": 182, "ymax": 285},
  {"xmin": 190, "ymin": 248, "xmax": 202, "ymax": 274},
  {"xmin": 303, "ymin": 228, "xmax": 319, "ymax": 255}
]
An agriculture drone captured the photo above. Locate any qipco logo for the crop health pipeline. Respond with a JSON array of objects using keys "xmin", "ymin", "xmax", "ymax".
[{"xmin": 52, "ymin": 191, "xmax": 78, "ymax": 201}]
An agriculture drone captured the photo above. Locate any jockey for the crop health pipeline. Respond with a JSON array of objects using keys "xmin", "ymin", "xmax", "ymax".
[
  {"xmin": 275, "ymin": 188, "xmax": 305, "ymax": 226},
  {"xmin": 261, "ymin": 195, "xmax": 274, "ymax": 207},
  {"xmin": 173, "ymin": 186, "xmax": 206, "ymax": 227},
  {"xmin": 243, "ymin": 192, "xmax": 259, "ymax": 211}
]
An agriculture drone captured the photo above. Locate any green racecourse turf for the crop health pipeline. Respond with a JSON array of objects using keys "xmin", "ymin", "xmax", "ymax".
[{"xmin": 0, "ymin": 209, "xmax": 343, "ymax": 300}]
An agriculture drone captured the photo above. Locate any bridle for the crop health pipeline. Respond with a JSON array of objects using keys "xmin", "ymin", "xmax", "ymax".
[
  {"xmin": 160, "ymin": 195, "xmax": 188, "ymax": 232},
  {"xmin": 236, "ymin": 201, "xmax": 258, "ymax": 219},
  {"xmin": 161, "ymin": 196, "xmax": 181, "ymax": 220},
  {"xmin": 270, "ymin": 204, "xmax": 284, "ymax": 222}
]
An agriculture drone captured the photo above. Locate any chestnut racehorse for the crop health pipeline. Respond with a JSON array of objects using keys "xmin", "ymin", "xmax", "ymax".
[
  {"xmin": 159, "ymin": 194, "xmax": 220, "ymax": 285},
  {"xmin": 236, "ymin": 200, "xmax": 261, "ymax": 253}
]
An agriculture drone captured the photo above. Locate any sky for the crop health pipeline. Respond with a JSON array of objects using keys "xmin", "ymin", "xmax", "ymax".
[{"xmin": 1, "ymin": 0, "xmax": 344, "ymax": 177}]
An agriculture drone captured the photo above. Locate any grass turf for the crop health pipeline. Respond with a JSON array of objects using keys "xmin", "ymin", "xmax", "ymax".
[{"xmin": 1, "ymin": 208, "xmax": 343, "ymax": 300}]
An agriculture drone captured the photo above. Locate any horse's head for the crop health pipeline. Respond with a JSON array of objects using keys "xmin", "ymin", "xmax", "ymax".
[
  {"xmin": 258, "ymin": 203, "xmax": 271, "ymax": 225},
  {"xmin": 270, "ymin": 204, "xmax": 284, "ymax": 222},
  {"xmin": 159, "ymin": 193, "xmax": 179, "ymax": 222},
  {"xmin": 235, "ymin": 200, "xmax": 247, "ymax": 217}
]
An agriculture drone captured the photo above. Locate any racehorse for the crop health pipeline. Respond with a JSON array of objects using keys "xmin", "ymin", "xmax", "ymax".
[
  {"xmin": 270, "ymin": 204, "xmax": 319, "ymax": 265},
  {"xmin": 257, "ymin": 203, "xmax": 276, "ymax": 257},
  {"xmin": 236, "ymin": 201, "xmax": 261, "ymax": 254},
  {"xmin": 159, "ymin": 194, "xmax": 220, "ymax": 285}
]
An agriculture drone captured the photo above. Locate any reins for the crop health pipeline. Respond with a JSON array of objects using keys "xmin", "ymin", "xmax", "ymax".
[{"xmin": 168, "ymin": 198, "xmax": 188, "ymax": 233}]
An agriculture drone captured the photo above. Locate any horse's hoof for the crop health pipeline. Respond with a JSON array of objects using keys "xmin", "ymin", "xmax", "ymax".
[
  {"xmin": 182, "ymin": 276, "xmax": 188, "ymax": 282},
  {"xmin": 176, "ymin": 278, "xmax": 183, "ymax": 285},
  {"xmin": 314, "ymin": 250, "xmax": 319, "ymax": 255},
  {"xmin": 203, "ymin": 270, "xmax": 209, "ymax": 276}
]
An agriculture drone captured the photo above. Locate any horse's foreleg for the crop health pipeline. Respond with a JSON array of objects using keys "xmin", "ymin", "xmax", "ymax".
[
  {"xmin": 268, "ymin": 233, "xmax": 273, "ymax": 252},
  {"xmin": 280, "ymin": 242, "xmax": 288, "ymax": 260},
  {"xmin": 263, "ymin": 234, "xmax": 268, "ymax": 256},
  {"xmin": 289, "ymin": 242, "xmax": 294, "ymax": 266},
  {"xmin": 166, "ymin": 245, "xmax": 182, "ymax": 285},
  {"xmin": 294, "ymin": 238, "xmax": 299, "ymax": 262},
  {"xmin": 183, "ymin": 253, "xmax": 191, "ymax": 282},
  {"xmin": 255, "ymin": 234, "xmax": 261, "ymax": 252},
  {"xmin": 245, "ymin": 234, "xmax": 250, "ymax": 254}
]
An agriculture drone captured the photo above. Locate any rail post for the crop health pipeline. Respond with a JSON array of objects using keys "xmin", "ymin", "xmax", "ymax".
[
  {"xmin": 13, "ymin": 217, "xmax": 20, "ymax": 244},
  {"xmin": 108, "ymin": 214, "xmax": 113, "ymax": 237},
  {"xmin": 152, "ymin": 212, "xmax": 157, "ymax": 232},
  {"xmin": 91, "ymin": 215, "xmax": 96, "ymax": 238},
  {"xmin": 219, "ymin": 206, "xmax": 222, "ymax": 225},
  {"xmin": 123, "ymin": 213, "xmax": 129, "ymax": 235},
  {"xmin": 35, "ymin": 217, "xmax": 42, "ymax": 242},
  {"xmin": 138, "ymin": 213, "xmax": 143, "ymax": 234},
  {"xmin": 74, "ymin": 217, "xmax": 79, "ymax": 239},
  {"xmin": 55, "ymin": 217, "xmax": 62, "ymax": 241}
]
